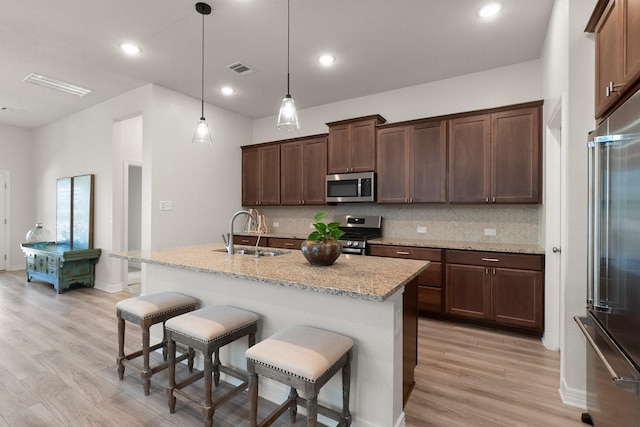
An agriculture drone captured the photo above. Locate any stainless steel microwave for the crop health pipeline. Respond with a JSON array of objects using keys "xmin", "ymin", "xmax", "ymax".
[{"xmin": 326, "ymin": 172, "xmax": 375, "ymax": 203}]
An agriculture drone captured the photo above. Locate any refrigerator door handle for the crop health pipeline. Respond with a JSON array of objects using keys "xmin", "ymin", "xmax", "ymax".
[{"xmin": 575, "ymin": 316, "xmax": 640, "ymax": 390}]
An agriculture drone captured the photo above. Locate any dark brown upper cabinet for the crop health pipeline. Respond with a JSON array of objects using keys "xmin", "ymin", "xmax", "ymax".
[
  {"xmin": 242, "ymin": 144, "xmax": 280, "ymax": 206},
  {"xmin": 449, "ymin": 104, "xmax": 542, "ymax": 204},
  {"xmin": 280, "ymin": 134, "xmax": 327, "ymax": 206},
  {"xmin": 588, "ymin": 0, "xmax": 640, "ymax": 119},
  {"xmin": 327, "ymin": 115, "xmax": 386, "ymax": 174},
  {"xmin": 377, "ymin": 120, "xmax": 447, "ymax": 203}
]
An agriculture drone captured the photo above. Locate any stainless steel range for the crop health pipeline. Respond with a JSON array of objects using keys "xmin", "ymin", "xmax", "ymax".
[{"xmin": 334, "ymin": 214, "xmax": 382, "ymax": 255}]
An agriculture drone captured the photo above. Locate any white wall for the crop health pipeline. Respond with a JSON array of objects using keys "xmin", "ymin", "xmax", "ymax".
[
  {"xmin": 540, "ymin": 0, "xmax": 597, "ymax": 408},
  {"xmin": 146, "ymin": 86, "xmax": 252, "ymax": 251},
  {"xmin": 253, "ymin": 60, "xmax": 542, "ymax": 143},
  {"xmin": 0, "ymin": 123, "xmax": 35, "ymax": 269},
  {"xmin": 31, "ymin": 84, "xmax": 252, "ymax": 290}
]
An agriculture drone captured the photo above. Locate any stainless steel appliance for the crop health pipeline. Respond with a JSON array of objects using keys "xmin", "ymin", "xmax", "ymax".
[
  {"xmin": 335, "ymin": 214, "xmax": 382, "ymax": 255},
  {"xmin": 575, "ymin": 89, "xmax": 640, "ymax": 426},
  {"xmin": 326, "ymin": 172, "xmax": 375, "ymax": 203}
]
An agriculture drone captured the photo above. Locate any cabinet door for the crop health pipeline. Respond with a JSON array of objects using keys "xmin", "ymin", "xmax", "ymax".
[
  {"xmin": 350, "ymin": 120, "xmax": 376, "ymax": 172},
  {"xmin": 411, "ymin": 121, "xmax": 447, "ymax": 203},
  {"xmin": 624, "ymin": 0, "xmax": 640, "ymax": 82},
  {"xmin": 492, "ymin": 268, "xmax": 543, "ymax": 330},
  {"xmin": 242, "ymin": 147, "xmax": 260, "ymax": 206},
  {"xmin": 327, "ymin": 124, "xmax": 351, "ymax": 174},
  {"xmin": 280, "ymin": 141, "xmax": 303, "ymax": 205},
  {"xmin": 377, "ymin": 126, "xmax": 409, "ymax": 203},
  {"xmin": 448, "ymin": 115, "xmax": 491, "ymax": 203},
  {"xmin": 301, "ymin": 136, "xmax": 327, "ymax": 205},
  {"xmin": 491, "ymin": 107, "xmax": 541, "ymax": 203},
  {"xmin": 259, "ymin": 145, "xmax": 281, "ymax": 205},
  {"xmin": 446, "ymin": 264, "xmax": 491, "ymax": 319},
  {"xmin": 595, "ymin": 0, "xmax": 624, "ymax": 118}
]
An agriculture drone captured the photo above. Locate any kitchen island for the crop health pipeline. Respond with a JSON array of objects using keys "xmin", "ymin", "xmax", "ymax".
[{"xmin": 112, "ymin": 243, "xmax": 429, "ymax": 427}]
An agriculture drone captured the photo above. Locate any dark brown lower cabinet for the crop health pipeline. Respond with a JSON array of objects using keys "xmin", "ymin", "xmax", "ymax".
[
  {"xmin": 445, "ymin": 250, "xmax": 544, "ymax": 334},
  {"xmin": 368, "ymin": 245, "xmax": 443, "ymax": 314},
  {"xmin": 267, "ymin": 237, "xmax": 304, "ymax": 249}
]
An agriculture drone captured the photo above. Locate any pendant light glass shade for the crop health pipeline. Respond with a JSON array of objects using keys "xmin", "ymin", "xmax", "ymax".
[
  {"xmin": 276, "ymin": 0, "xmax": 299, "ymax": 130},
  {"xmin": 277, "ymin": 94, "xmax": 299, "ymax": 130},
  {"xmin": 193, "ymin": 117, "xmax": 213, "ymax": 144},
  {"xmin": 193, "ymin": 3, "xmax": 212, "ymax": 145}
]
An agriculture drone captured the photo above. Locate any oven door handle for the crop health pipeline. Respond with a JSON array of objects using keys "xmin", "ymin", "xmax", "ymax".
[{"xmin": 341, "ymin": 247, "xmax": 365, "ymax": 255}]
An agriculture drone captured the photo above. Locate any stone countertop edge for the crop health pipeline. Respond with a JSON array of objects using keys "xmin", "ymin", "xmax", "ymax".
[
  {"xmin": 235, "ymin": 232, "xmax": 545, "ymax": 255},
  {"xmin": 111, "ymin": 244, "xmax": 429, "ymax": 302}
]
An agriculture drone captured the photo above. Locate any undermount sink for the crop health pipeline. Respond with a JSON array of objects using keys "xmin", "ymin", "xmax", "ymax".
[{"xmin": 214, "ymin": 247, "xmax": 288, "ymax": 257}]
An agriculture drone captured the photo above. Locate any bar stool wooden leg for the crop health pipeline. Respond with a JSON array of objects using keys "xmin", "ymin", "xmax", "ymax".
[
  {"xmin": 204, "ymin": 354, "xmax": 214, "ymax": 427},
  {"xmin": 342, "ymin": 353, "xmax": 352, "ymax": 427},
  {"xmin": 248, "ymin": 369, "xmax": 259, "ymax": 427},
  {"xmin": 213, "ymin": 348, "xmax": 220, "ymax": 387},
  {"xmin": 167, "ymin": 338, "xmax": 177, "ymax": 414},
  {"xmin": 307, "ymin": 395, "xmax": 318, "ymax": 427},
  {"xmin": 141, "ymin": 323, "xmax": 151, "ymax": 395},
  {"xmin": 288, "ymin": 388, "xmax": 298, "ymax": 422},
  {"xmin": 117, "ymin": 313, "xmax": 125, "ymax": 380}
]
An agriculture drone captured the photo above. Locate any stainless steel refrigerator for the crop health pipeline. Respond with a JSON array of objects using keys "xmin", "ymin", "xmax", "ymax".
[{"xmin": 575, "ymin": 89, "xmax": 640, "ymax": 426}]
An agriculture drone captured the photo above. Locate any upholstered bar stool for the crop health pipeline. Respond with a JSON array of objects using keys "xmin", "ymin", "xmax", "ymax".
[
  {"xmin": 165, "ymin": 304, "xmax": 259, "ymax": 427},
  {"xmin": 246, "ymin": 325, "xmax": 354, "ymax": 427},
  {"xmin": 116, "ymin": 291, "xmax": 198, "ymax": 395}
]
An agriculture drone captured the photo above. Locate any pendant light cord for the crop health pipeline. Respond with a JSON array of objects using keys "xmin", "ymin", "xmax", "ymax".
[
  {"xmin": 200, "ymin": 10, "xmax": 205, "ymax": 119},
  {"xmin": 286, "ymin": 0, "xmax": 291, "ymax": 97}
]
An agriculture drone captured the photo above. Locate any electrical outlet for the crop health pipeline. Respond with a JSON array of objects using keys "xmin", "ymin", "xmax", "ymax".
[
  {"xmin": 273, "ymin": 222, "xmax": 280, "ymax": 228},
  {"xmin": 159, "ymin": 200, "xmax": 172, "ymax": 211},
  {"xmin": 484, "ymin": 228, "xmax": 496, "ymax": 236},
  {"xmin": 416, "ymin": 226, "xmax": 427, "ymax": 234}
]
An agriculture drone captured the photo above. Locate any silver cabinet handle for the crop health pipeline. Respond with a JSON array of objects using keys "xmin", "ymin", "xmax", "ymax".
[
  {"xmin": 481, "ymin": 258, "xmax": 499, "ymax": 262},
  {"xmin": 396, "ymin": 251, "xmax": 410, "ymax": 255},
  {"xmin": 552, "ymin": 247, "xmax": 561, "ymax": 253},
  {"xmin": 284, "ymin": 243, "xmax": 295, "ymax": 247}
]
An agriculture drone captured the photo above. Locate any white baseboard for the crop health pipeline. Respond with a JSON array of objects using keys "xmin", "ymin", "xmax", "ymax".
[
  {"xmin": 559, "ymin": 377, "xmax": 587, "ymax": 409},
  {"xmin": 94, "ymin": 281, "xmax": 124, "ymax": 293}
]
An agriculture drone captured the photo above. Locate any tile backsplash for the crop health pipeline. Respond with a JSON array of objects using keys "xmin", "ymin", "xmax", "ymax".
[{"xmin": 252, "ymin": 204, "xmax": 540, "ymax": 245}]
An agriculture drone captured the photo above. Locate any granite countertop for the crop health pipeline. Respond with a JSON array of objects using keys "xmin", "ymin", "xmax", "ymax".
[
  {"xmin": 111, "ymin": 244, "xmax": 429, "ymax": 302},
  {"xmin": 368, "ymin": 237, "xmax": 545, "ymax": 255},
  {"xmin": 236, "ymin": 232, "xmax": 545, "ymax": 255}
]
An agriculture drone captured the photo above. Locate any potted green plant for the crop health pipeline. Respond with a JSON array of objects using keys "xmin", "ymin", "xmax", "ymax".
[{"xmin": 301, "ymin": 212, "xmax": 345, "ymax": 266}]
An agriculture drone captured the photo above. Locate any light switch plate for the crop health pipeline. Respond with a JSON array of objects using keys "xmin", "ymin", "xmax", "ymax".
[
  {"xmin": 160, "ymin": 200, "xmax": 172, "ymax": 211},
  {"xmin": 484, "ymin": 228, "xmax": 496, "ymax": 236},
  {"xmin": 417, "ymin": 226, "xmax": 427, "ymax": 234},
  {"xmin": 273, "ymin": 222, "xmax": 280, "ymax": 228}
]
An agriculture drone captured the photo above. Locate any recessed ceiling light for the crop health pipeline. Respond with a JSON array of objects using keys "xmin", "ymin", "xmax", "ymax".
[
  {"xmin": 478, "ymin": 2, "xmax": 503, "ymax": 18},
  {"xmin": 221, "ymin": 86, "xmax": 235, "ymax": 96},
  {"xmin": 318, "ymin": 54, "xmax": 335, "ymax": 67},
  {"xmin": 120, "ymin": 42, "xmax": 141, "ymax": 55}
]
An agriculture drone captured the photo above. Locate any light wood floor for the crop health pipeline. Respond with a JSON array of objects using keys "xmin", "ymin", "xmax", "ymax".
[{"xmin": 0, "ymin": 270, "xmax": 585, "ymax": 426}]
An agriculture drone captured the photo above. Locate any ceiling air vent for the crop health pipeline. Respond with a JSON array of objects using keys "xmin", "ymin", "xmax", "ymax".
[
  {"xmin": 23, "ymin": 73, "xmax": 92, "ymax": 97},
  {"xmin": 226, "ymin": 62, "xmax": 254, "ymax": 75}
]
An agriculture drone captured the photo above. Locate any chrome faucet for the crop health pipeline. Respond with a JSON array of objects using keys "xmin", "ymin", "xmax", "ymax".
[{"xmin": 222, "ymin": 210, "xmax": 257, "ymax": 255}]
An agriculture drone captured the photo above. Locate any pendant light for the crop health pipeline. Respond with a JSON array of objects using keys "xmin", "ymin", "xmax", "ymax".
[
  {"xmin": 193, "ymin": 2, "xmax": 213, "ymax": 145},
  {"xmin": 276, "ymin": 0, "xmax": 300, "ymax": 130}
]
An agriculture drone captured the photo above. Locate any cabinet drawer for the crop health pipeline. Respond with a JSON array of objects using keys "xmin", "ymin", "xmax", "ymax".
[
  {"xmin": 368, "ymin": 245, "xmax": 442, "ymax": 261},
  {"xmin": 446, "ymin": 250, "xmax": 543, "ymax": 270},
  {"xmin": 233, "ymin": 235, "xmax": 260, "ymax": 246},
  {"xmin": 268, "ymin": 238, "xmax": 304, "ymax": 249}
]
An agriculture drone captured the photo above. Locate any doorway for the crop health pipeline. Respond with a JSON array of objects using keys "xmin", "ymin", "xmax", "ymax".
[
  {"xmin": 544, "ymin": 98, "xmax": 564, "ymax": 351},
  {"xmin": 125, "ymin": 162, "xmax": 142, "ymax": 294}
]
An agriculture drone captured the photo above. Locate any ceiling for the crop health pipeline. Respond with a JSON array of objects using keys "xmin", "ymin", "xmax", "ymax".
[{"xmin": 0, "ymin": 0, "xmax": 554, "ymax": 130}]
